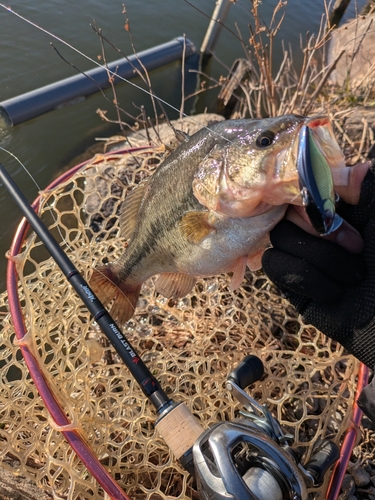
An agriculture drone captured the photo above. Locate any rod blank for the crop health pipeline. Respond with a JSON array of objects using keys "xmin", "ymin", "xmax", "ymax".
[{"xmin": 0, "ymin": 162, "xmax": 171, "ymax": 412}]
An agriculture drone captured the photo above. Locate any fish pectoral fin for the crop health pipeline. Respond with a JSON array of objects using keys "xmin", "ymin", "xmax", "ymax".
[
  {"xmin": 155, "ymin": 272, "xmax": 196, "ymax": 299},
  {"xmin": 229, "ymin": 255, "xmax": 248, "ymax": 291},
  {"xmin": 179, "ymin": 211, "xmax": 215, "ymax": 244},
  {"xmin": 90, "ymin": 265, "xmax": 141, "ymax": 324},
  {"xmin": 120, "ymin": 181, "xmax": 148, "ymax": 240},
  {"xmin": 246, "ymin": 249, "xmax": 265, "ymax": 272}
]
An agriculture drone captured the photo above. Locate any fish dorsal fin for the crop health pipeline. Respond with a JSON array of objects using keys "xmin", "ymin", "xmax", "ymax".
[
  {"xmin": 174, "ymin": 129, "xmax": 191, "ymax": 143},
  {"xmin": 163, "ymin": 129, "xmax": 191, "ymax": 153},
  {"xmin": 179, "ymin": 211, "xmax": 215, "ymax": 244},
  {"xmin": 120, "ymin": 181, "xmax": 147, "ymax": 240},
  {"xmin": 155, "ymin": 272, "xmax": 196, "ymax": 299}
]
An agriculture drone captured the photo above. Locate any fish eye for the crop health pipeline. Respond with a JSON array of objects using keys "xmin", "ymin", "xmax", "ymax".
[{"xmin": 256, "ymin": 130, "xmax": 276, "ymax": 148}]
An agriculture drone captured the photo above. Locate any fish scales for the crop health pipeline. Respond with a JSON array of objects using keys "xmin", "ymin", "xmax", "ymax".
[
  {"xmin": 90, "ymin": 115, "xmax": 345, "ymax": 323},
  {"xmin": 109, "ymin": 123, "xmax": 234, "ymax": 283},
  {"xmin": 115, "ymin": 140, "xmax": 213, "ymax": 280}
]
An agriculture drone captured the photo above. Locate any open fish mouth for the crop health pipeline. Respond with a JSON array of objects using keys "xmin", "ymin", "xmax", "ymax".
[
  {"xmin": 193, "ymin": 114, "xmax": 346, "ymax": 222},
  {"xmin": 304, "ymin": 116, "xmax": 345, "ymax": 170},
  {"xmin": 274, "ymin": 116, "xmax": 345, "ymax": 235},
  {"xmin": 268, "ymin": 115, "xmax": 346, "ymax": 214}
]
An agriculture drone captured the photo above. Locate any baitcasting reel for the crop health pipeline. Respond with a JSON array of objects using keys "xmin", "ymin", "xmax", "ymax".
[{"xmin": 189, "ymin": 355, "xmax": 339, "ymax": 500}]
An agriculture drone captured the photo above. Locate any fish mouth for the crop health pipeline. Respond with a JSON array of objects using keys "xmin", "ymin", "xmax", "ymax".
[
  {"xmin": 225, "ymin": 116, "xmax": 345, "ymax": 218},
  {"xmin": 193, "ymin": 115, "xmax": 346, "ymax": 221},
  {"xmin": 296, "ymin": 120, "xmax": 344, "ymax": 235},
  {"xmin": 302, "ymin": 116, "xmax": 345, "ymax": 171},
  {"xmin": 265, "ymin": 115, "xmax": 346, "ymax": 208}
]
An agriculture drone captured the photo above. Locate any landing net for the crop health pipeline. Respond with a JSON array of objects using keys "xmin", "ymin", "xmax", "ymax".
[{"xmin": 0, "ymin": 142, "xmax": 362, "ymax": 499}]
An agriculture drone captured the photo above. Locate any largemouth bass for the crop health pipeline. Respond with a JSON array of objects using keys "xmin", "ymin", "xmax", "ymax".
[{"xmin": 90, "ymin": 115, "xmax": 345, "ymax": 324}]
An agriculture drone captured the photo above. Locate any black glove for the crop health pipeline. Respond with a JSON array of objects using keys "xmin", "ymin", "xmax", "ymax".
[{"xmin": 262, "ymin": 161, "xmax": 375, "ymax": 422}]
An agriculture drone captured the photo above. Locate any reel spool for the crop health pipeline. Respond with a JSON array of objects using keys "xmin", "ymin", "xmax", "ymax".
[{"xmin": 190, "ymin": 356, "xmax": 340, "ymax": 500}]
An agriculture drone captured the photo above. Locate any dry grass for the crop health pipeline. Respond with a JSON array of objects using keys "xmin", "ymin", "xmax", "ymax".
[
  {"xmin": 91, "ymin": 0, "xmax": 375, "ymax": 166},
  {"xmin": 213, "ymin": 1, "xmax": 375, "ymax": 120}
]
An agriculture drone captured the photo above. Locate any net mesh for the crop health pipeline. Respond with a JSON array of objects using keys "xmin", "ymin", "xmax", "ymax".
[{"xmin": 0, "ymin": 144, "xmax": 359, "ymax": 499}]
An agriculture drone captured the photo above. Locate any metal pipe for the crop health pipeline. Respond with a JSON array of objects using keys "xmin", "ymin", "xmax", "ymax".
[
  {"xmin": 0, "ymin": 37, "xmax": 195, "ymax": 126},
  {"xmin": 200, "ymin": 0, "xmax": 232, "ymax": 56}
]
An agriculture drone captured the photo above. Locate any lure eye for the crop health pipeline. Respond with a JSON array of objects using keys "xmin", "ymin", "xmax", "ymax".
[{"xmin": 256, "ymin": 131, "xmax": 275, "ymax": 148}]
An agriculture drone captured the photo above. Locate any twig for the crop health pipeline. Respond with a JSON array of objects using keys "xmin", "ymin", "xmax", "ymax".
[
  {"xmin": 352, "ymin": 22, "xmax": 375, "ymax": 90},
  {"xmin": 50, "ymin": 42, "xmax": 108, "ymax": 101},
  {"xmin": 274, "ymin": 49, "xmax": 289, "ymax": 84},
  {"xmin": 188, "ymin": 69, "xmax": 224, "ymax": 88},
  {"xmin": 368, "ymin": 125, "xmax": 375, "ymax": 153},
  {"xmin": 51, "ymin": 41, "xmax": 139, "ymax": 130},
  {"xmin": 121, "ymin": 5, "xmax": 160, "ymax": 131},
  {"xmin": 303, "ymin": 48, "xmax": 345, "ymax": 115},
  {"xmin": 95, "ymin": 109, "xmax": 138, "ymax": 132},
  {"xmin": 180, "ymin": 34, "xmax": 187, "ymax": 121},
  {"xmin": 349, "ymin": 18, "xmax": 373, "ymax": 81},
  {"xmin": 184, "ymin": 82, "xmax": 220, "ymax": 101},
  {"xmin": 90, "ymin": 8, "xmax": 166, "ymax": 143},
  {"xmin": 95, "ymin": 23, "xmax": 126, "ymax": 136},
  {"xmin": 333, "ymin": 117, "xmax": 358, "ymax": 149},
  {"xmin": 357, "ymin": 118, "xmax": 369, "ymax": 158}
]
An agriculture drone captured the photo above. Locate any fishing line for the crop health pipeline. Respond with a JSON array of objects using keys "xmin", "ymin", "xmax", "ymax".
[
  {"xmin": 0, "ymin": 145, "xmax": 74, "ymax": 253},
  {"xmin": 0, "ymin": 146, "xmax": 41, "ymax": 190},
  {"xmin": 0, "ymin": 3, "xmax": 234, "ymax": 145}
]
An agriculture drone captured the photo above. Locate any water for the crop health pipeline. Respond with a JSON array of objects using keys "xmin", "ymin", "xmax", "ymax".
[{"xmin": 0, "ymin": 0, "xmax": 365, "ymax": 292}]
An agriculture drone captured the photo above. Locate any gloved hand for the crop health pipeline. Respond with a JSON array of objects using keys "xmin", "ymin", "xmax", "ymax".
[{"xmin": 262, "ymin": 161, "xmax": 375, "ymax": 420}]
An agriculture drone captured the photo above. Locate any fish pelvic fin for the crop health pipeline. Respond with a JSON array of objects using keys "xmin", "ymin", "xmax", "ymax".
[
  {"xmin": 179, "ymin": 211, "xmax": 215, "ymax": 244},
  {"xmin": 155, "ymin": 272, "xmax": 196, "ymax": 299},
  {"xmin": 120, "ymin": 181, "xmax": 148, "ymax": 241},
  {"xmin": 229, "ymin": 255, "xmax": 248, "ymax": 291},
  {"xmin": 90, "ymin": 265, "xmax": 141, "ymax": 324},
  {"xmin": 246, "ymin": 249, "xmax": 265, "ymax": 272}
]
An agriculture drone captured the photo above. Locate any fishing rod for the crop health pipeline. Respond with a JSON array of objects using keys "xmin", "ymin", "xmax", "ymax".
[
  {"xmin": 0, "ymin": 160, "xmax": 340, "ymax": 500},
  {"xmin": 0, "ymin": 161, "xmax": 204, "ymax": 460}
]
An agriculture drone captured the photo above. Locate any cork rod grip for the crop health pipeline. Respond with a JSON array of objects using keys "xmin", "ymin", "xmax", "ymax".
[{"xmin": 155, "ymin": 403, "xmax": 205, "ymax": 459}]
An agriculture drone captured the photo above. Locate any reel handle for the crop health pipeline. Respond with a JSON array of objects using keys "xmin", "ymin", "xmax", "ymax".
[
  {"xmin": 227, "ymin": 355, "xmax": 264, "ymax": 390},
  {"xmin": 304, "ymin": 440, "xmax": 340, "ymax": 485}
]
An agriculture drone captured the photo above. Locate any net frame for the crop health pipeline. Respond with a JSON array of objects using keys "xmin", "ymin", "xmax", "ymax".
[
  {"xmin": 3, "ymin": 145, "xmax": 369, "ymax": 500},
  {"xmin": 6, "ymin": 151, "xmax": 148, "ymax": 500}
]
